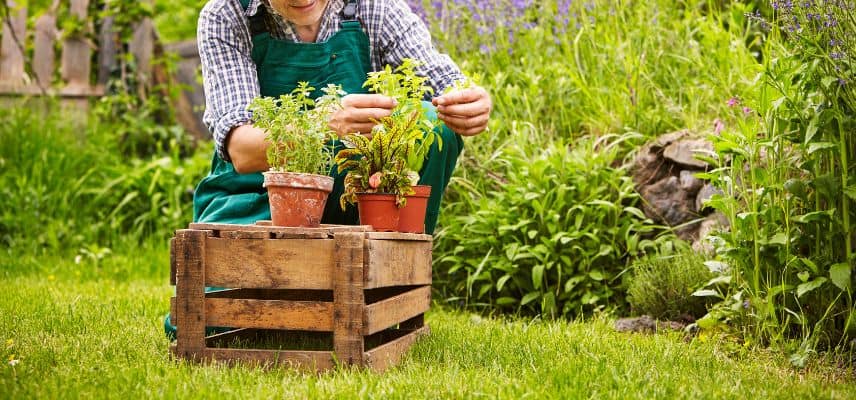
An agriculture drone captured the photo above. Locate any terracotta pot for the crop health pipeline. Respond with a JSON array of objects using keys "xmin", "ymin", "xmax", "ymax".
[
  {"xmin": 398, "ymin": 185, "xmax": 432, "ymax": 233},
  {"xmin": 356, "ymin": 193, "xmax": 400, "ymax": 232},
  {"xmin": 263, "ymin": 172, "xmax": 334, "ymax": 227}
]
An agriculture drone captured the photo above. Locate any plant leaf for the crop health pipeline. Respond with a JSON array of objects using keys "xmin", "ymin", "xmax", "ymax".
[
  {"xmin": 830, "ymin": 263, "xmax": 852, "ymax": 291},
  {"xmin": 796, "ymin": 277, "xmax": 827, "ymax": 297}
]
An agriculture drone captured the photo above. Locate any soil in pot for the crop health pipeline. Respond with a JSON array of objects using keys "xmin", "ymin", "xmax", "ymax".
[
  {"xmin": 356, "ymin": 193, "xmax": 400, "ymax": 231},
  {"xmin": 264, "ymin": 172, "xmax": 334, "ymax": 227},
  {"xmin": 398, "ymin": 185, "xmax": 431, "ymax": 233}
]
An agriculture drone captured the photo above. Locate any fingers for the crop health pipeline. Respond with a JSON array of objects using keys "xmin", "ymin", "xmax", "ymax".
[
  {"xmin": 439, "ymin": 112, "xmax": 489, "ymax": 135},
  {"xmin": 432, "ymin": 86, "xmax": 488, "ymax": 107},
  {"xmin": 342, "ymin": 94, "xmax": 397, "ymax": 109},
  {"xmin": 345, "ymin": 107, "xmax": 393, "ymax": 123},
  {"xmin": 436, "ymin": 99, "xmax": 491, "ymax": 118}
]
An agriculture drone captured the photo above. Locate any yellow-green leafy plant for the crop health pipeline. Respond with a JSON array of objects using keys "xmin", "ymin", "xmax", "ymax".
[
  {"xmin": 248, "ymin": 82, "xmax": 344, "ymax": 175},
  {"xmin": 336, "ymin": 59, "xmax": 441, "ymax": 207}
]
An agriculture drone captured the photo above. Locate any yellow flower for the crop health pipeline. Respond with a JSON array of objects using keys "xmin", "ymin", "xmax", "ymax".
[
  {"xmin": 698, "ymin": 332, "xmax": 708, "ymax": 343},
  {"xmin": 5, "ymin": 339, "xmax": 12, "ymax": 348}
]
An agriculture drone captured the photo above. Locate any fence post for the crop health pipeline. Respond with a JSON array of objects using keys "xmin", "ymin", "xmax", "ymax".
[
  {"xmin": 61, "ymin": 0, "xmax": 92, "ymax": 95},
  {"xmin": 130, "ymin": 0, "xmax": 154, "ymax": 92},
  {"xmin": 0, "ymin": 0, "xmax": 27, "ymax": 89}
]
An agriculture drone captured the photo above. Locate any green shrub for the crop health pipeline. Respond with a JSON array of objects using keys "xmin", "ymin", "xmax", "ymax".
[
  {"xmin": 434, "ymin": 133, "xmax": 667, "ymax": 318},
  {"xmin": 627, "ymin": 249, "xmax": 714, "ymax": 320}
]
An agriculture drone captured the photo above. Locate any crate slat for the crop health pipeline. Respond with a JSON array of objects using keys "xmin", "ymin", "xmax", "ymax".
[
  {"xmin": 333, "ymin": 232, "xmax": 365, "ymax": 365},
  {"xmin": 204, "ymin": 348, "xmax": 335, "ymax": 370},
  {"xmin": 364, "ymin": 232, "xmax": 432, "ymax": 241},
  {"xmin": 364, "ymin": 240, "xmax": 432, "ymax": 289},
  {"xmin": 364, "ymin": 286, "xmax": 431, "ymax": 335},
  {"xmin": 206, "ymin": 298, "xmax": 333, "ymax": 331},
  {"xmin": 205, "ymin": 238, "xmax": 335, "ymax": 289},
  {"xmin": 173, "ymin": 229, "xmax": 208, "ymax": 359},
  {"xmin": 364, "ymin": 325, "xmax": 429, "ymax": 372}
]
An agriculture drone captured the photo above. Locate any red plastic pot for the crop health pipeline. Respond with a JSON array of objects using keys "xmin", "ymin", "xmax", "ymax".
[
  {"xmin": 263, "ymin": 171, "xmax": 334, "ymax": 227},
  {"xmin": 398, "ymin": 185, "xmax": 431, "ymax": 233},
  {"xmin": 356, "ymin": 192, "xmax": 400, "ymax": 232}
]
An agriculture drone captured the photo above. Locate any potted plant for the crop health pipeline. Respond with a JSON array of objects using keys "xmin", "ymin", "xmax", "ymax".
[
  {"xmin": 248, "ymin": 82, "xmax": 344, "ymax": 227},
  {"xmin": 336, "ymin": 59, "xmax": 440, "ymax": 232}
]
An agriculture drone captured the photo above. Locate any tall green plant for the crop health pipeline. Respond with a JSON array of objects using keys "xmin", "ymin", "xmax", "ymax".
[{"xmin": 697, "ymin": 1, "xmax": 855, "ymax": 359}]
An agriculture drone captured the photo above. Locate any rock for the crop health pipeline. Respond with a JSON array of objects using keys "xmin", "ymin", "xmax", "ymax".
[
  {"xmin": 615, "ymin": 315, "xmax": 657, "ymax": 333},
  {"xmin": 654, "ymin": 129, "xmax": 691, "ymax": 148},
  {"xmin": 695, "ymin": 183, "xmax": 723, "ymax": 212},
  {"xmin": 615, "ymin": 315, "xmax": 688, "ymax": 333},
  {"xmin": 692, "ymin": 213, "xmax": 729, "ymax": 253},
  {"xmin": 679, "ymin": 170, "xmax": 703, "ymax": 192},
  {"xmin": 639, "ymin": 176, "xmax": 696, "ymax": 227},
  {"xmin": 663, "ymin": 138, "xmax": 714, "ymax": 168}
]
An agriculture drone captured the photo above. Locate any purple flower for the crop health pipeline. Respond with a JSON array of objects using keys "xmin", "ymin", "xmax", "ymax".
[
  {"xmin": 713, "ymin": 118, "xmax": 725, "ymax": 135},
  {"xmin": 743, "ymin": 106, "xmax": 753, "ymax": 115},
  {"xmin": 727, "ymin": 97, "xmax": 740, "ymax": 107}
]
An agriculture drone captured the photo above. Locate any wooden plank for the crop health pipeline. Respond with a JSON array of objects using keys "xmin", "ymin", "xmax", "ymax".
[
  {"xmin": 333, "ymin": 232, "xmax": 365, "ymax": 366},
  {"xmin": 96, "ymin": 14, "xmax": 117, "ymax": 86},
  {"xmin": 205, "ymin": 238, "xmax": 335, "ymax": 289},
  {"xmin": 169, "ymin": 237, "xmax": 176, "ymax": 286},
  {"xmin": 364, "ymin": 232, "xmax": 432, "ymax": 241},
  {"xmin": 206, "ymin": 298, "xmax": 333, "ymax": 332},
  {"xmin": 129, "ymin": 8, "xmax": 153, "ymax": 86},
  {"xmin": 364, "ymin": 325, "xmax": 430, "ymax": 372},
  {"xmin": 61, "ymin": 0, "xmax": 91, "ymax": 91},
  {"xmin": 32, "ymin": 11, "xmax": 57, "ymax": 90},
  {"xmin": 190, "ymin": 222, "xmax": 330, "ymax": 239},
  {"xmin": 205, "ymin": 288, "xmax": 333, "ymax": 302},
  {"xmin": 364, "ymin": 239, "xmax": 432, "ymax": 289},
  {"xmin": 173, "ymin": 229, "xmax": 208, "ymax": 360},
  {"xmin": 364, "ymin": 286, "xmax": 431, "ymax": 335},
  {"xmin": 204, "ymin": 348, "xmax": 334, "ymax": 370},
  {"xmin": 0, "ymin": 0, "xmax": 26, "ymax": 86},
  {"xmin": 323, "ymin": 224, "xmax": 372, "ymax": 233},
  {"xmin": 221, "ymin": 230, "xmax": 270, "ymax": 239}
]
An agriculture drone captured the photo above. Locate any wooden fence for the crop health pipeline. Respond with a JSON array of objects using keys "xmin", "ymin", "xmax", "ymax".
[{"xmin": 0, "ymin": 0, "xmax": 154, "ymax": 99}]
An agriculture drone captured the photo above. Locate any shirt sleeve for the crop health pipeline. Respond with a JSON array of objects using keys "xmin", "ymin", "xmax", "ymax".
[
  {"xmin": 374, "ymin": 0, "xmax": 466, "ymax": 98},
  {"xmin": 198, "ymin": 1, "xmax": 259, "ymax": 162}
]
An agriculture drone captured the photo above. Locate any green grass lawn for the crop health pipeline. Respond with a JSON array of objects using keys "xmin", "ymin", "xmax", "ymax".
[{"xmin": 1, "ymin": 253, "xmax": 854, "ymax": 399}]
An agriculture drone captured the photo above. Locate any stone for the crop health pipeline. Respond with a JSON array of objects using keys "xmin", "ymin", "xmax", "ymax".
[
  {"xmin": 695, "ymin": 183, "xmax": 723, "ymax": 212},
  {"xmin": 679, "ymin": 170, "xmax": 704, "ymax": 193},
  {"xmin": 614, "ymin": 315, "xmax": 688, "ymax": 333},
  {"xmin": 692, "ymin": 212, "xmax": 729, "ymax": 254},
  {"xmin": 663, "ymin": 138, "xmax": 714, "ymax": 168},
  {"xmin": 639, "ymin": 176, "xmax": 696, "ymax": 227}
]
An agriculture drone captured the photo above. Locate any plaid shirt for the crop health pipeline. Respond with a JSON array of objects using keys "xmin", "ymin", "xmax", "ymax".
[{"xmin": 198, "ymin": 0, "xmax": 464, "ymax": 161}]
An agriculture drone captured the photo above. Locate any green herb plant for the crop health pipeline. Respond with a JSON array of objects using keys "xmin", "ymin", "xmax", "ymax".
[
  {"xmin": 248, "ymin": 82, "xmax": 344, "ymax": 175},
  {"xmin": 336, "ymin": 59, "xmax": 439, "ymax": 208}
]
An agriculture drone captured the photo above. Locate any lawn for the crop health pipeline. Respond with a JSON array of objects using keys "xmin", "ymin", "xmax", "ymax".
[{"xmin": 1, "ymin": 245, "xmax": 853, "ymax": 399}]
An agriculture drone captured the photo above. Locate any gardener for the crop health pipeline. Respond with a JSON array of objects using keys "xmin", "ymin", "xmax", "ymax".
[
  {"xmin": 193, "ymin": 0, "xmax": 491, "ymax": 231},
  {"xmin": 165, "ymin": 0, "xmax": 490, "ymax": 338}
]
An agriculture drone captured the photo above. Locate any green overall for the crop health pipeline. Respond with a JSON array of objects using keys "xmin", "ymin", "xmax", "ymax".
[{"xmin": 164, "ymin": 0, "xmax": 462, "ymax": 339}]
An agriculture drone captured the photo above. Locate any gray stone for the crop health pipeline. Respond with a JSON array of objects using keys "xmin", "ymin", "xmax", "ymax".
[
  {"xmin": 663, "ymin": 138, "xmax": 714, "ymax": 168},
  {"xmin": 692, "ymin": 213, "xmax": 729, "ymax": 254},
  {"xmin": 640, "ymin": 176, "xmax": 696, "ymax": 227},
  {"xmin": 679, "ymin": 170, "xmax": 704, "ymax": 192},
  {"xmin": 695, "ymin": 183, "xmax": 723, "ymax": 212}
]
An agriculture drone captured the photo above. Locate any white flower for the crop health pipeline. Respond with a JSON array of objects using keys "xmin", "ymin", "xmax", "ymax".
[{"xmin": 8, "ymin": 359, "xmax": 19, "ymax": 366}]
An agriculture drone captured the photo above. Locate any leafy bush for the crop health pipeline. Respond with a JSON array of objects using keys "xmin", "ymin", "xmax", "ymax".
[
  {"xmin": 696, "ymin": 2, "xmax": 856, "ymax": 356},
  {"xmin": 434, "ymin": 133, "xmax": 667, "ymax": 317},
  {"xmin": 627, "ymin": 249, "xmax": 714, "ymax": 320},
  {"xmin": 0, "ymin": 101, "xmax": 210, "ymax": 255}
]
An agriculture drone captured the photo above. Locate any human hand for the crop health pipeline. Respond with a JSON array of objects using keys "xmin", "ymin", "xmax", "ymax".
[
  {"xmin": 328, "ymin": 94, "xmax": 397, "ymax": 139},
  {"xmin": 432, "ymin": 86, "xmax": 491, "ymax": 136}
]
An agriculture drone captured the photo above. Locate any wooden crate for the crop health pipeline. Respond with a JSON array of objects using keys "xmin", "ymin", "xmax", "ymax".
[{"xmin": 169, "ymin": 222, "xmax": 432, "ymax": 371}]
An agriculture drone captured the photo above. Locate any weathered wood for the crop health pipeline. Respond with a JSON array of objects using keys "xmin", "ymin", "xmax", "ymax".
[
  {"xmin": 173, "ymin": 229, "xmax": 208, "ymax": 359},
  {"xmin": 221, "ymin": 230, "xmax": 270, "ymax": 239},
  {"xmin": 364, "ymin": 286, "xmax": 431, "ymax": 335},
  {"xmin": 204, "ymin": 348, "xmax": 335, "ymax": 370},
  {"xmin": 97, "ymin": 15, "xmax": 117, "ymax": 86},
  {"xmin": 61, "ymin": 0, "xmax": 91, "ymax": 91},
  {"xmin": 206, "ymin": 298, "xmax": 333, "ymax": 331},
  {"xmin": 333, "ymin": 232, "xmax": 365, "ymax": 366},
  {"xmin": 32, "ymin": 11, "xmax": 57, "ymax": 90},
  {"xmin": 364, "ymin": 232, "xmax": 432, "ymax": 241},
  {"xmin": 169, "ymin": 237, "xmax": 176, "ymax": 286},
  {"xmin": 205, "ymin": 288, "xmax": 333, "ymax": 302},
  {"xmin": 364, "ymin": 239, "xmax": 432, "ymax": 289},
  {"xmin": 364, "ymin": 285, "xmax": 417, "ymax": 304},
  {"xmin": 364, "ymin": 325, "xmax": 429, "ymax": 372},
  {"xmin": 0, "ymin": 1, "xmax": 26, "ymax": 86},
  {"xmin": 205, "ymin": 238, "xmax": 335, "ymax": 289},
  {"xmin": 190, "ymin": 222, "xmax": 330, "ymax": 239},
  {"xmin": 129, "ymin": 0, "xmax": 153, "ymax": 86}
]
